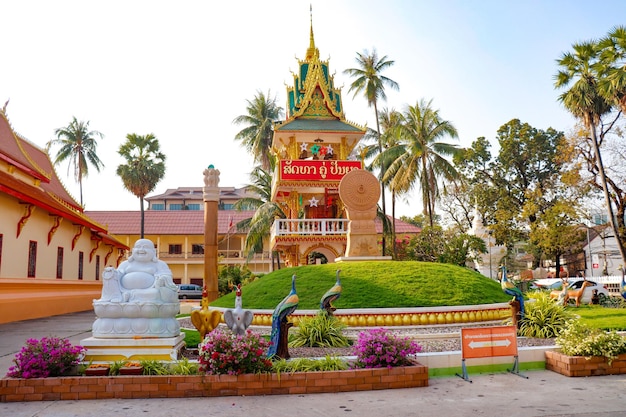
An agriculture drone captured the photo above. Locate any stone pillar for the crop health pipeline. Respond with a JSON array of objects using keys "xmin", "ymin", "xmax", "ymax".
[
  {"xmin": 202, "ymin": 165, "xmax": 220, "ymax": 302},
  {"xmin": 338, "ymin": 169, "xmax": 388, "ymax": 259}
]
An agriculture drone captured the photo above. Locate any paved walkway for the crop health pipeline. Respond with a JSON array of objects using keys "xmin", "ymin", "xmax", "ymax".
[{"xmin": 2, "ymin": 312, "xmax": 626, "ymax": 417}]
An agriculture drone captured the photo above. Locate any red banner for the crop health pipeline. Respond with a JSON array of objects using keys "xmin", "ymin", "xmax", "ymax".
[{"xmin": 280, "ymin": 160, "xmax": 362, "ymax": 181}]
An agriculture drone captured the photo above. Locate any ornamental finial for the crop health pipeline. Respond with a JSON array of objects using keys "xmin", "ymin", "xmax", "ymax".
[{"xmin": 306, "ymin": 4, "xmax": 318, "ymax": 61}]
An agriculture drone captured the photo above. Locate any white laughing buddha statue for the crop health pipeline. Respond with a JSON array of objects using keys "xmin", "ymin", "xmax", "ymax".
[{"xmin": 92, "ymin": 239, "xmax": 180, "ymax": 338}]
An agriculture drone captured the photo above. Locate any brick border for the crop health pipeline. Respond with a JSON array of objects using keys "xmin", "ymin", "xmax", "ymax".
[
  {"xmin": 0, "ymin": 364, "xmax": 428, "ymax": 402},
  {"xmin": 545, "ymin": 351, "xmax": 626, "ymax": 377}
]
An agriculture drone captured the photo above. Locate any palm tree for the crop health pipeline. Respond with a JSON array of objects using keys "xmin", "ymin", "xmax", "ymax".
[
  {"xmin": 371, "ymin": 108, "xmax": 403, "ymax": 258},
  {"xmin": 233, "ymin": 165, "xmax": 287, "ymax": 262},
  {"xmin": 233, "ymin": 90, "xmax": 283, "ymax": 171},
  {"xmin": 47, "ymin": 117, "xmax": 104, "ymax": 207},
  {"xmin": 554, "ymin": 41, "xmax": 626, "ymax": 266},
  {"xmin": 344, "ymin": 49, "xmax": 399, "ymax": 255},
  {"xmin": 383, "ymin": 99, "xmax": 460, "ymax": 228},
  {"xmin": 116, "ymin": 133, "xmax": 166, "ymax": 238},
  {"xmin": 597, "ymin": 25, "xmax": 626, "ymax": 113}
]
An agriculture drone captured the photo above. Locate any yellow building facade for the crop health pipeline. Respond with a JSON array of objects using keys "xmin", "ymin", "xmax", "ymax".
[{"xmin": 0, "ymin": 110, "xmax": 128, "ymax": 324}]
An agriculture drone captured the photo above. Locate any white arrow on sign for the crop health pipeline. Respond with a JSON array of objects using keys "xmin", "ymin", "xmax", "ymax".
[{"xmin": 468, "ymin": 339, "xmax": 511, "ymax": 349}]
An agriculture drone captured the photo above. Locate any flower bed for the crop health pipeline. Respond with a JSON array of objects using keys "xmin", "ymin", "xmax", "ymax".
[
  {"xmin": 545, "ymin": 351, "xmax": 626, "ymax": 377},
  {"xmin": 0, "ymin": 363, "xmax": 428, "ymax": 402}
]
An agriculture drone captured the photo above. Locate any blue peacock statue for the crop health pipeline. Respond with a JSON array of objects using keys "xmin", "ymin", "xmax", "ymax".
[
  {"xmin": 267, "ymin": 274, "xmax": 299, "ymax": 358},
  {"xmin": 320, "ymin": 269, "xmax": 342, "ymax": 315},
  {"xmin": 500, "ymin": 265, "xmax": 524, "ymax": 318}
]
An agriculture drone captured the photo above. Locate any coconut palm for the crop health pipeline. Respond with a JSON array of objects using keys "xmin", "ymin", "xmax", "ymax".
[
  {"xmin": 116, "ymin": 133, "xmax": 166, "ymax": 238},
  {"xmin": 233, "ymin": 90, "xmax": 283, "ymax": 171},
  {"xmin": 344, "ymin": 49, "xmax": 399, "ymax": 255},
  {"xmin": 47, "ymin": 117, "xmax": 104, "ymax": 207},
  {"xmin": 383, "ymin": 99, "xmax": 460, "ymax": 228},
  {"xmin": 234, "ymin": 165, "xmax": 287, "ymax": 264},
  {"xmin": 370, "ymin": 108, "xmax": 403, "ymax": 258},
  {"xmin": 554, "ymin": 41, "xmax": 626, "ymax": 266}
]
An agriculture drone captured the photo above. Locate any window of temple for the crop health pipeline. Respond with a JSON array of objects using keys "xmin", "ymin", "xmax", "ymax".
[
  {"xmin": 56, "ymin": 247, "xmax": 64, "ymax": 279},
  {"xmin": 27, "ymin": 241, "xmax": 37, "ymax": 277},
  {"xmin": 192, "ymin": 244, "xmax": 204, "ymax": 255},
  {"xmin": 95, "ymin": 255, "xmax": 100, "ymax": 280},
  {"xmin": 78, "ymin": 252, "xmax": 84, "ymax": 280}
]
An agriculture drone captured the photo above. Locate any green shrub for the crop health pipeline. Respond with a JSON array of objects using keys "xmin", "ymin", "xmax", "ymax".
[
  {"xmin": 139, "ymin": 359, "xmax": 170, "ymax": 375},
  {"xmin": 170, "ymin": 357, "xmax": 199, "ymax": 375},
  {"xmin": 556, "ymin": 320, "xmax": 626, "ymax": 364},
  {"xmin": 272, "ymin": 355, "xmax": 348, "ymax": 373},
  {"xmin": 518, "ymin": 291, "xmax": 575, "ymax": 338},
  {"xmin": 290, "ymin": 312, "xmax": 351, "ymax": 348}
]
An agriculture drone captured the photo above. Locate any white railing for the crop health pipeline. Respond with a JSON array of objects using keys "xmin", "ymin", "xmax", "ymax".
[
  {"xmin": 590, "ymin": 275, "xmax": 625, "ymax": 296},
  {"xmin": 272, "ymin": 218, "xmax": 349, "ymax": 237}
]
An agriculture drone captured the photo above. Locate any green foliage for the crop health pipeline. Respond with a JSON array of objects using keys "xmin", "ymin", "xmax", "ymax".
[
  {"xmin": 182, "ymin": 328, "xmax": 202, "ymax": 348},
  {"xmin": 170, "ymin": 357, "xmax": 200, "ymax": 375},
  {"xmin": 218, "ymin": 265, "xmax": 254, "ymax": 296},
  {"xmin": 139, "ymin": 359, "xmax": 169, "ymax": 375},
  {"xmin": 518, "ymin": 291, "xmax": 575, "ymax": 338},
  {"xmin": 108, "ymin": 360, "xmax": 126, "ymax": 376},
  {"xmin": 272, "ymin": 355, "xmax": 348, "ymax": 373},
  {"xmin": 290, "ymin": 312, "xmax": 351, "ymax": 348},
  {"xmin": 556, "ymin": 320, "xmax": 626, "ymax": 364},
  {"xmin": 210, "ymin": 261, "xmax": 511, "ymax": 310}
]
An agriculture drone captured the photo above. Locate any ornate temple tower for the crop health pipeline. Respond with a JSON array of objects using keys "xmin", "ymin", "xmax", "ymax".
[{"xmin": 269, "ymin": 17, "xmax": 366, "ymax": 266}]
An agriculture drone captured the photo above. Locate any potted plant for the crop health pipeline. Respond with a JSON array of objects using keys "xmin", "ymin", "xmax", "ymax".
[
  {"xmin": 119, "ymin": 361, "xmax": 143, "ymax": 375},
  {"xmin": 84, "ymin": 363, "xmax": 110, "ymax": 376},
  {"xmin": 546, "ymin": 320, "xmax": 626, "ymax": 377}
]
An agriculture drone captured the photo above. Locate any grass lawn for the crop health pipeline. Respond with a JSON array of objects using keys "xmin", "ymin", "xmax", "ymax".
[
  {"xmin": 573, "ymin": 305, "xmax": 626, "ymax": 330},
  {"xmin": 209, "ymin": 261, "xmax": 511, "ymax": 310}
]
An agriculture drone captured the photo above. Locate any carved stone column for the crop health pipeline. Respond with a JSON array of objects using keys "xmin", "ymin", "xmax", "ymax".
[{"xmin": 202, "ymin": 165, "xmax": 220, "ymax": 302}]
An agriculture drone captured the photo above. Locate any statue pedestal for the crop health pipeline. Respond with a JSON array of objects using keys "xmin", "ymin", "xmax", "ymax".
[{"xmin": 81, "ymin": 334, "xmax": 185, "ymax": 362}]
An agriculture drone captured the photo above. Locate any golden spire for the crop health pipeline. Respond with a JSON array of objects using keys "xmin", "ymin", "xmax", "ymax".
[{"xmin": 306, "ymin": 4, "xmax": 318, "ymax": 61}]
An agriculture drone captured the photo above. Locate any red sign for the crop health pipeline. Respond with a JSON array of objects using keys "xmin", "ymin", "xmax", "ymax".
[
  {"xmin": 280, "ymin": 160, "xmax": 362, "ymax": 181},
  {"xmin": 460, "ymin": 326, "xmax": 518, "ymax": 359}
]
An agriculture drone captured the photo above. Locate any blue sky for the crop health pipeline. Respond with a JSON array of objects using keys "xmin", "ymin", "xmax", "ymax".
[{"xmin": 1, "ymin": 0, "xmax": 624, "ymax": 217}]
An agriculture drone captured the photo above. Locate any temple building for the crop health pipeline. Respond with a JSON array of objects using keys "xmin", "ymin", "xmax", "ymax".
[
  {"xmin": 268, "ymin": 20, "xmax": 367, "ymax": 266},
  {"xmin": 0, "ymin": 109, "xmax": 128, "ymax": 324}
]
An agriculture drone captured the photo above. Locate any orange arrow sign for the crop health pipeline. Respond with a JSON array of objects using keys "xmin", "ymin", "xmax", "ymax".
[{"xmin": 460, "ymin": 325, "xmax": 518, "ymax": 359}]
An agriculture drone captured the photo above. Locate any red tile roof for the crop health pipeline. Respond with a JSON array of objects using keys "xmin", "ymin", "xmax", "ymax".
[
  {"xmin": 85, "ymin": 210, "xmax": 422, "ymax": 235},
  {"xmin": 85, "ymin": 210, "xmax": 257, "ymax": 235}
]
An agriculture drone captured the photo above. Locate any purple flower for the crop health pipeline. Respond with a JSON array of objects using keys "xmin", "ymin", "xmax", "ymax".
[{"xmin": 351, "ymin": 328, "xmax": 421, "ymax": 369}]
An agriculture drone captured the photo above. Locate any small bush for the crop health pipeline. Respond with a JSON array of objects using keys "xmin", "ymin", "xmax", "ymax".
[
  {"xmin": 290, "ymin": 312, "xmax": 351, "ymax": 348},
  {"xmin": 170, "ymin": 357, "xmax": 200, "ymax": 375},
  {"xmin": 139, "ymin": 359, "xmax": 170, "ymax": 375},
  {"xmin": 351, "ymin": 328, "xmax": 421, "ymax": 369},
  {"xmin": 272, "ymin": 355, "xmax": 348, "ymax": 373},
  {"xmin": 7, "ymin": 336, "xmax": 85, "ymax": 378},
  {"xmin": 198, "ymin": 328, "xmax": 273, "ymax": 375},
  {"xmin": 518, "ymin": 291, "xmax": 575, "ymax": 338},
  {"xmin": 557, "ymin": 320, "xmax": 626, "ymax": 364}
]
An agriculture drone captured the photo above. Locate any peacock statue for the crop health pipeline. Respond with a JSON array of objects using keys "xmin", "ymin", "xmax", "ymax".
[
  {"xmin": 500, "ymin": 265, "xmax": 524, "ymax": 318},
  {"xmin": 223, "ymin": 284, "xmax": 254, "ymax": 336},
  {"xmin": 320, "ymin": 269, "xmax": 342, "ymax": 315},
  {"xmin": 267, "ymin": 274, "xmax": 299, "ymax": 358}
]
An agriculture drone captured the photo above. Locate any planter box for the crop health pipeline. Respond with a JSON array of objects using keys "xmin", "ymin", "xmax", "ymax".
[
  {"xmin": 0, "ymin": 363, "xmax": 428, "ymax": 402},
  {"xmin": 545, "ymin": 351, "xmax": 626, "ymax": 377},
  {"xmin": 119, "ymin": 366, "xmax": 143, "ymax": 375},
  {"xmin": 84, "ymin": 367, "xmax": 110, "ymax": 376}
]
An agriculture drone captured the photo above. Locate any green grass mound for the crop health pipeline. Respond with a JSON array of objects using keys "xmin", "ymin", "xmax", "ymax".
[{"xmin": 210, "ymin": 261, "xmax": 511, "ymax": 310}]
